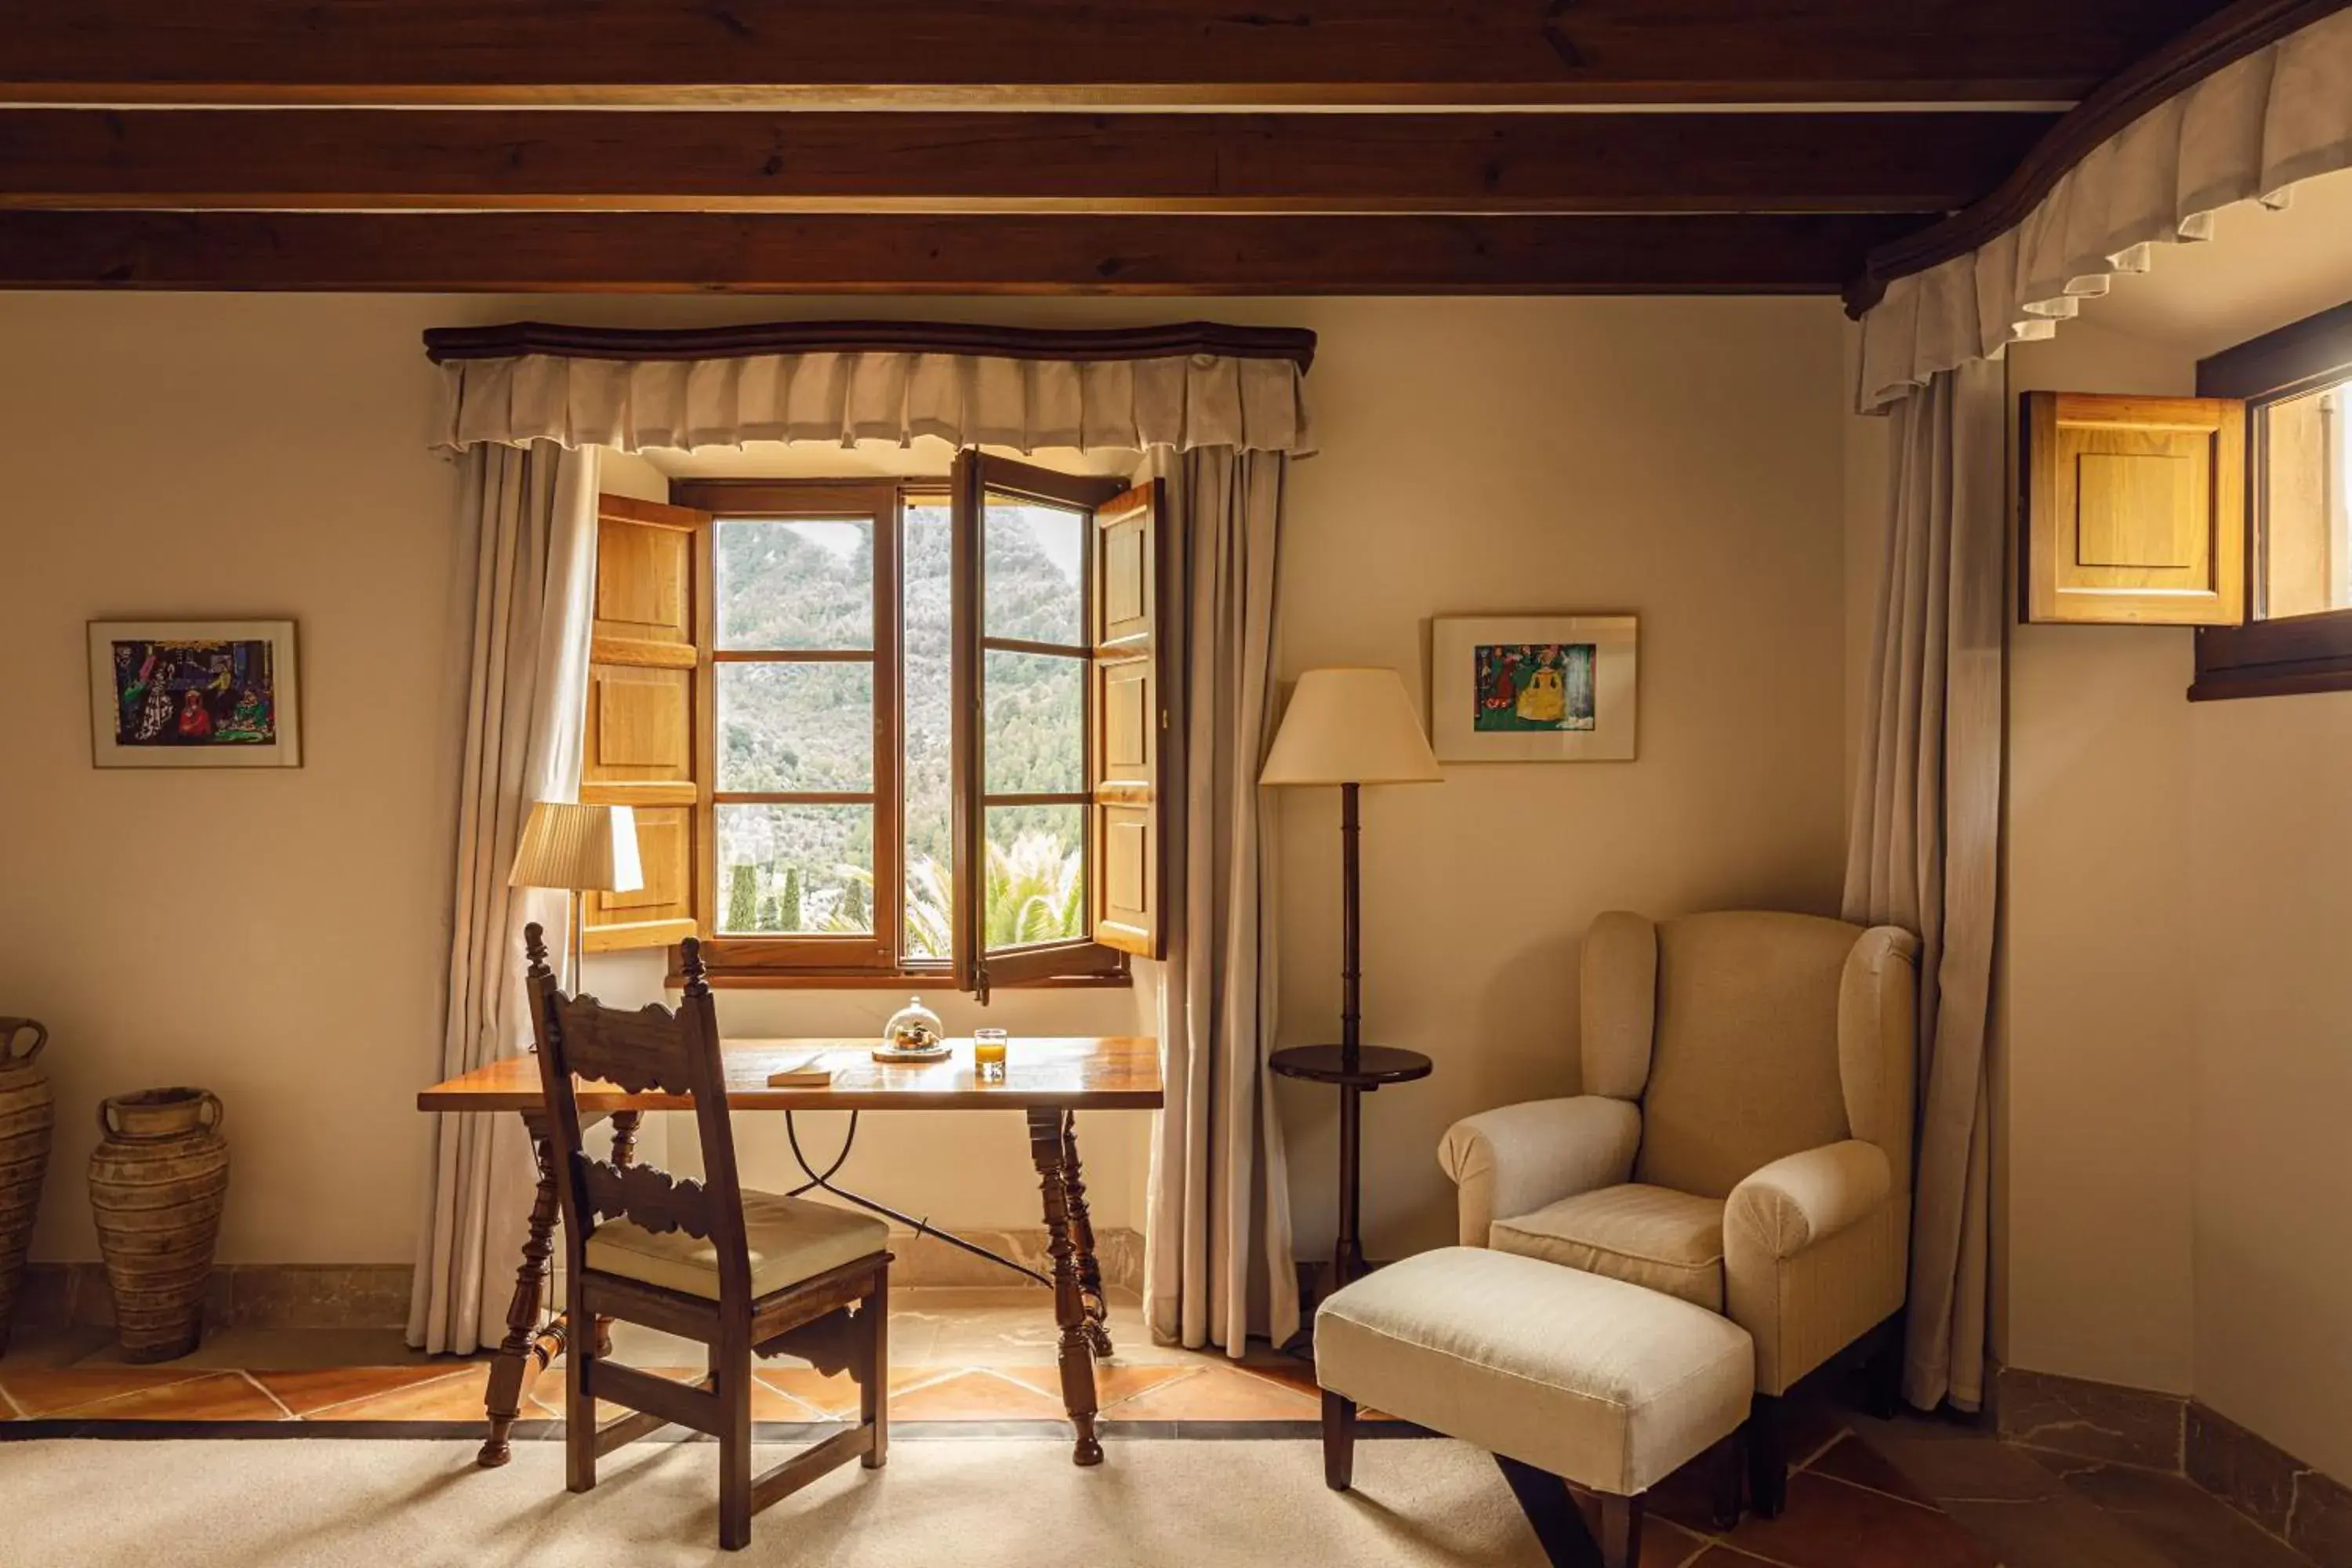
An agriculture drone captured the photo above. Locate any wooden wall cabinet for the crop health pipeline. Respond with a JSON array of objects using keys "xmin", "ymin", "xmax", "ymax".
[{"xmin": 2021, "ymin": 391, "xmax": 2245, "ymax": 626}]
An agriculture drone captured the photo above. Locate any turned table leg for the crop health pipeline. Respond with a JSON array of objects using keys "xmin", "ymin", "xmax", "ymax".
[
  {"xmin": 479, "ymin": 1111, "xmax": 566, "ymax": 1468},
  {"xmin": 1060, "ymin": 1116, "xmax": 1112, "ymax": 1358},
  {"xmin": 1029, "ymin": 1107, "xmax": 1103, "ymax": 1466}
]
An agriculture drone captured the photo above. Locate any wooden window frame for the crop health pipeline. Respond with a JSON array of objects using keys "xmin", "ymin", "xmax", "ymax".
[
  {"xmin": 670, "ymin": 474, "xmax": 1131, "ymax": 991},
  {"xmin": 2191, "ymin": 299, "xmax": 2352, "ymax": 702}
]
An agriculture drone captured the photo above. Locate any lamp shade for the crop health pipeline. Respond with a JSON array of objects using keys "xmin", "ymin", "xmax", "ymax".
[
  {"xmin": 1260, "ymin": 666, "xmax": 1442, "ymax": 786},
  {"xmin": 508, "ymin": 801, "xmax": 645, "ymax": 894}
]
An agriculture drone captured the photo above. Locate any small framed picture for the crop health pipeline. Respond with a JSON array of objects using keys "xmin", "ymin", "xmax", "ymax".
[
  {"xmin": 1432, "ymin": 615, "xmax": 1637, "ymax": 763},
  {"xmin": 88, "ymin": 620, "xmax": 303, "ymax": 769}
]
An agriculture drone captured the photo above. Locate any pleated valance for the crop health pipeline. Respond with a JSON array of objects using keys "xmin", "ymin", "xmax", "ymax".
[
  {"xmin": 1857, "ymin": 6, "xmax": 2352, "ymax": 412},
  {"xmin": 426, "ymin": 321, "xmax": 1318, "ymax": 457}
]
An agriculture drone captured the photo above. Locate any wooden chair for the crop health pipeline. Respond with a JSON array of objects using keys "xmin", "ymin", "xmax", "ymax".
[{"xmin": 525, "ymin": 925, "xmax": 892, "ymax": 1551}]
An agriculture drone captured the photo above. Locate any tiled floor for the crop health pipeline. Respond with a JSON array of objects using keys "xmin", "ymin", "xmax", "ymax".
[{"xmin": 0, "ymin": 1289, "xmax": 2311, "ymax": 1567}]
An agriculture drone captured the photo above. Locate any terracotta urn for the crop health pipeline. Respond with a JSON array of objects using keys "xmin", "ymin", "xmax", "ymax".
[
  {"xmin": 0, "ymin": 1018, "xmax": 53, "ymax": 1352},
  {"xmin": 88, "ymin": 1087, "xmax": 230, "ymax": 1362}
]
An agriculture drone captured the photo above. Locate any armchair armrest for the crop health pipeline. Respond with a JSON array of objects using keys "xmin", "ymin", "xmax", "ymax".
[
  {"xmin": 1725, "ymin": 1141, "xmax": 1892, "ymax": 1261},
  {"xmin": 1437, "ymin": 1096, "xmax": 1641, "ymax": 1247}
]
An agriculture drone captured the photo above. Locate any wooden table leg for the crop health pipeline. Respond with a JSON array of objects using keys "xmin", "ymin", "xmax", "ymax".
[
  {"xmin": 592, "ymin": 1109, "xmax": 642, "ymax": 1358},
  {"xmin": 1029, "ymin": 1106, "xmax": 1103, "ymax": 1466},
  {"xmin": 479, "ymin": 1111, "xmax": 565, "ymax": 1468},
  {"xmin": 1060, "ymin": 1116, "xmax": 1112, "ymax": 1358}
]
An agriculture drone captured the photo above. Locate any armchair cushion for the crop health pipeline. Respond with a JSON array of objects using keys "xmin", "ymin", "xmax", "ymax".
[
  {"xmin": 1438, "ymin": 1096, "xmax": 1641, "ymax": 1248},
  {"xmin": 1491, "ymin": 1185, "xmax": 1726, "ymax": 1311},
  {"xmin": 1723, "ymin": 1142, "xmax": 1907, "ymax": 1394}
]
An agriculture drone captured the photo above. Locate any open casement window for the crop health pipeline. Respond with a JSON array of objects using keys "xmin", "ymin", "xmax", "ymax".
[
  {"xmin": 675, "ymin": 481, "xmax": 905, "ymax": 978},
  {"xmin": 580, "ymin": 494, "xmax": 710, "ymax": 953},
  {"xmin": 950, "ymin": 453, "xmax": 1177, "ymax": 999},
  {"xmin": 2192, "ymin": 302, "xmax": 2352, "ymax": 701}
]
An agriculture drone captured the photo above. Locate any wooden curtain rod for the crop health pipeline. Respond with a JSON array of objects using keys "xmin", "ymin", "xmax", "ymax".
[{"xmin": 423, "ymin": 318, "xmax": 1318, "ymax": 371}]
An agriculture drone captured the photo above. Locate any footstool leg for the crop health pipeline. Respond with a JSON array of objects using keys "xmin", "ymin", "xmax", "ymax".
[
  {"xmin": 1322, "ymin": 1389, "xmax": 1356, "ymax": 1490},
  {"xmin": 1597, "ymin": 1494, "xmax": 1643, "ymax": 1568},
  {"xmin": 1497, "ymin": 1454, "xmax": 1636, "ymax": 1568},
  {"xmin": 1748, "ymin": 1393, "xmax": 1788, "ymax": 1519}
]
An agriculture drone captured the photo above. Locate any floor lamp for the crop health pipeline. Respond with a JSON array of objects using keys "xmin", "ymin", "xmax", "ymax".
[
  {"xmin": 508, "ymin": 800, "xmax": 645, "ymax": 1004},
  {"xmin": 1260, "ymin": 666, "xmax": 1441, "ymax": 1289}
]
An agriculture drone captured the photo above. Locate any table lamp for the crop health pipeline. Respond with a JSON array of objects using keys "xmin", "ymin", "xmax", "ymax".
[
  {"xmin": 509, "ymin": 801, "xmax": 644, "ymax": 997},
  {"xmin": 1261, "ymin": 666, "xmax": 1441, "ymax": 1290}
]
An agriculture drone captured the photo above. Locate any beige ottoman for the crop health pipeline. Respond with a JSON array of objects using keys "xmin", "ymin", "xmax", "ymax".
[{"xmin": 1316, "ymin": 1247, "xmax": 1755, "ymax": 1568}]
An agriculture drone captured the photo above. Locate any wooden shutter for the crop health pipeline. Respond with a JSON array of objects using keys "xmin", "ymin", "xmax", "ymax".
[
  {"xmin": 2022, "ymin": 392, "xmax": 2247, "ymax": 626},
  {"xmin": 1090, "ymin": 479, "xmax": 1177, "ymax": 959},
  {"xmin": 581, "ymin": 492, "xmax": 710, "ymax": 951}
]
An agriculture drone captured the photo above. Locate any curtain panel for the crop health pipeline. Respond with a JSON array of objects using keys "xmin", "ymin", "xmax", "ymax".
[
  {"xmin": 435, "ymin": 350, "xmax": 1314, "ymax": 457},
  {"xmin": 1147, "ymin": 446, "xmax": 1300, "ymax": 1355},
  {"xmin": 1858, "ymin": 6, "xmax": 2352, "ymax": 412},
  {"xmin": 1842, "ymin": 361, "xmax": 2005, "ymax": 1411},
  {"xmin": 408, "ymin": 441, "xmax": 601, "ymax": 1356}
]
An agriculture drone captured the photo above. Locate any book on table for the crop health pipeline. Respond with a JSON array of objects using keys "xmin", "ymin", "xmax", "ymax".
[{"xmin": 764, "ymin": 1051, "xmax": 834, "ymax": 1088}]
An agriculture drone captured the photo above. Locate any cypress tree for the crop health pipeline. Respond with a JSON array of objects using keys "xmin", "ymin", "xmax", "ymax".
[
  {"xmin": 726, "ymin": 862, "xmax": 758, "ymax": 933},
  {"xmin": 840, "ymin": 876, "xmax": 869, "ymax": 931},
  {"xmin": 780, "ymin": 866, "xmax": 804, "ymax": 931}
]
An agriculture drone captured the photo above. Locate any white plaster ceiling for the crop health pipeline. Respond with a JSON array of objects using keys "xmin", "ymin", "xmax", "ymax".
[{"xmin": 2082, "ymin": 165, "xmax": 2352, "ymax": 358}]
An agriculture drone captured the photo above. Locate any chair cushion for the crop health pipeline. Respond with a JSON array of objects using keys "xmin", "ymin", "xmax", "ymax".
[
  {"xmin": 1490, "ymin": 1184, "xmax": 1726, "ymax": 1311},
  {"xmin": 586, "ymin": 1188, "xmax": 888, "ymax": 1301},
  {"xmin": 1316, "ymin": 1246, "xmax": 1754, "ymax": 1496}
]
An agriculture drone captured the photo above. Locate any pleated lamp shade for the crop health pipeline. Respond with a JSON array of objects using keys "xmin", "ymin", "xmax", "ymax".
[
  {"xmin": 1260, "ymin": 667, "xmax": 1442, "ymax": 786},
  {"xmin": 508, "ymin": 801, "xmax": 645, "ymax": 894}
]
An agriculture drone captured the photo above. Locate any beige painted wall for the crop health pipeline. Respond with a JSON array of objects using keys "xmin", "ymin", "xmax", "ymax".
[
  {"xmin": 0, "ymin": 292, "xmax": 1853, "ymax": 1271},
  {"xmin": 2002, "ymin": 320, "xmax": 2204, "ymax": 1395}
]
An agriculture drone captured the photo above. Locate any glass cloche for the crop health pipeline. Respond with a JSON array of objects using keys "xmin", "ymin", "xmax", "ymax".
[{"xmin": 880, "ymin": 997, "xmax": 947, "ymax": 1057}]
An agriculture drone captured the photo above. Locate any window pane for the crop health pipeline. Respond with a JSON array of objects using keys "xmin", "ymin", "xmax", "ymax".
[
  {"xmin": 985, "ymin": 495, "xmax": 1085, "ymax": 646},
  {"xmin": 902, "ymin": 500, "xmax": 955, "ymax": 960},
  {"xmin": 716, "ymin": 518, "xmax": 873, "ymax": 650},
  {"xmin": 982, "ymin": 650, "xmax": 1084, "ymax": 796},
  {"xmin": 2260, "ymin": 381, "xmax": 2350, "ymax": 619},
  {"xmin": 717, "ymin": 662, "xmax": 872, "ymax": 793},
  {"xmin": 983, "ymin": 804, "xmax": 1084, "ymax": 951},
  {"xmin": 716, "ymin": 804, "xmax": 874, "ymax": 935}
]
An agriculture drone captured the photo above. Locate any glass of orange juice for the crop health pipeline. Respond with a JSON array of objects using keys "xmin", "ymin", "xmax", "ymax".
[{"xmin": 973, "ymin": 1028, "xmax": 1009, "ymax": 1083}]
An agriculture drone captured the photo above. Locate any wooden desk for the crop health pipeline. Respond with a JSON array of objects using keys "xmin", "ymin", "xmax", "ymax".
[{"xmin": 418, "ymin": 1036, "xmax": 1162, "ymax": 1468}]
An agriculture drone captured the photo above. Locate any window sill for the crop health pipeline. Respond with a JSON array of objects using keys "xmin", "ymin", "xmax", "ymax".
[{"xmin": 2193, "ymin": 614, "xmax": 2352, "ymax": 702}]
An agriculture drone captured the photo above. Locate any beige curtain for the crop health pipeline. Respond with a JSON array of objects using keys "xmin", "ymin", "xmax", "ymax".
[
  {"xmin": 1842, "ymin": 360, "xmax": 2005, "ymax": 1412},
  {"xmin": 1147, "ymin": 446, "xmax": 1301, "ymax": 1355},
  {"xmin": 407, "ymin": 441, "xmax": 601, "ymax": 1355}
]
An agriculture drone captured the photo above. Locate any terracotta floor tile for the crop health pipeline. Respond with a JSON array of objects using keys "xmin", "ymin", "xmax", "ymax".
[
  {"xmin": 1804, "ymin": 1432, "xmax": 1936, "ymax": 1508},
  {"xmin": 529, "ymin": 1366, "xmax": 817, "ymax": 1425},
  {"xmin": 1564, "ymin": 1497, "xmax": 1716, "ymax": 1568},
  {"xmin": 1639, "ymin": 1436, "xmax": 1745, "ymax": 1534},
  {"xmin": 306, "ymin": 1366, "xmax": 492, "ymax": 1422},
  {"xmin": 1686, "ymin": 1549, "xmax": 1781, "ymax": 1566},
  {"xmin": 1079, "ymin": 1364, "xmax": 1201, "ymax": 1414},
  {"xmin": 756, "ymin": 1363, "xmax": 940, "ymax": 1421},
  {"xmin": 1720, "ymin": 1471, "xmax": 1999, "ymax": 1568},
  {"xmin": 887, "ymin": 1368, "xmax": 1071, "ymax": 1422},
  {"xmin": 53, "ymin": 1371, "xmax": 290, "ymax": 1421},
  {"xmin": 0, "ymin": 1367, "xmax": 214, "ymax": 1419},
  {"xmin": 255, "ymin": 1365, "xmax": 480, "ymax": 1418},
  {"xmin": 1229, "ymin": 1356, "xmax": 1320, "ymax": 1399},
  {"xmin": 1098, "ymin": 1364, "xmax": 1321, "ymax": 1422}
]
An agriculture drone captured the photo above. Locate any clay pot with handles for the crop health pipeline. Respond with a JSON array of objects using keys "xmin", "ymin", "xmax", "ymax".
[
  {"xmin": 0, "ymin": 1018, "xmax": 53, "ymax": 1352},
  {"xmin": 88, "ymin": 1087, "xmax": 230, "ymax": 1362}
]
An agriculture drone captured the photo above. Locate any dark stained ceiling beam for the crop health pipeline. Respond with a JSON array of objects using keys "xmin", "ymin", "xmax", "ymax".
[
  {"xmin": 0, "ymin": 211, "xmax": 1926, "ymax": 295},
  {"xmin": 0, "ymin": 1, "xmax": 2230, "ymax": 107},
  {"xmin": 0, "ymin": 108, "xmax": 2059, "ymax": 216}
]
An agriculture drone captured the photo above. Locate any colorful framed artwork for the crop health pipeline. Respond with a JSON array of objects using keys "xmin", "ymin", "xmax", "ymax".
[
  {"xmin": 88, "ymin": 620, "xmax": 303, "ymax": 769},
  {"xmin": 1431, "ymin": 615, "xmax": 1637, "ymax": 763}
]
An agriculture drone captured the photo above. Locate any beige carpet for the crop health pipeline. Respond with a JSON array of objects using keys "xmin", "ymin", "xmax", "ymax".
[{"xmin": 2, "ymin": 1437, "xmax": 1557, "ymax": 1567}]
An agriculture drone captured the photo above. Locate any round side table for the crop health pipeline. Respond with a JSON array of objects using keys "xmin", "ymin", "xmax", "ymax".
[{"xmin": 1270, "ymin": 1044, "xmax": 1433, "ymax": 1293}]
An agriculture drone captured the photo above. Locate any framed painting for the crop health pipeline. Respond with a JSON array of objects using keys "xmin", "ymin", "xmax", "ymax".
[
  {"xmin": 88, "ymin": 620, "xmax": 303, "ymax": 769},
  {"xmin": 1431, "ymin": 615, "xmax": 1637, "ymax": 763}
]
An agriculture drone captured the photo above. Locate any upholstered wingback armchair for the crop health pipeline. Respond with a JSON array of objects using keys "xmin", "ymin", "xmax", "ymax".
[{"xmin": 1438, "ymin": 910, "xmax": 1918, "ymax": 1508}]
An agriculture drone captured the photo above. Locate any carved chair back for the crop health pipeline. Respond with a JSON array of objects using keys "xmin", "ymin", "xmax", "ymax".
[{"xmin": 524, "ymin": 925, "xmax": 754, "ymax": 1306}]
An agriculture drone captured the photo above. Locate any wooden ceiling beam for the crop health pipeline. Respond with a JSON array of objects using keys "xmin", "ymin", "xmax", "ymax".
[
  {"xmin": 0, "ymin": 211, "xmax": 1924, "ymax": 295},
  {"xmin": 0, "ymin": 108, "xmax": 2057, "ymax": 216},
  {"xmin": 0, "ymin": 1, "xmax": 2230, "ymax": 107}
]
